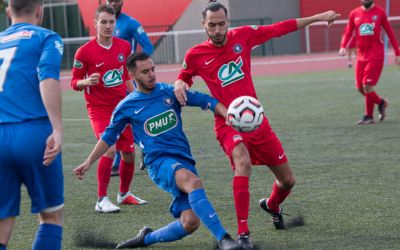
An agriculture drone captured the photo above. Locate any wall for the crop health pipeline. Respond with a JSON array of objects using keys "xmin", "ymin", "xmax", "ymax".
[
  {"xmin": 300, "ymin": 0, "xmax": 400, "ymax": 17},
  {"xmin": 300, "ymin": 0, "xmax": 400, "ymax": 52},
  {"xmin": 229, "ymin": 0, "xmax": 301, "ymax": 55}
]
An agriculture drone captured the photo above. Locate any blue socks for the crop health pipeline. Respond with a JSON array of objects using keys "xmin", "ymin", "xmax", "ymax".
[
  {"xmin": 189, "ymin": 188, "xmax": 227, "ymax": 241},
  {"xmin": 32, "ymin": 224, "xmax": 62, "ymax": 250},
  {"xmin": 144, "ymin": 220, "xmax": 188, "ymax": 245}
]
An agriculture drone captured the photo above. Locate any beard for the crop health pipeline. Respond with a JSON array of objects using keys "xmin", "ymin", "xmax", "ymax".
[
  {"xmin": 362, "ymin": 1, "xmax": 373, "ymax": 9},
  {"xmin": 206, "ymin": 30, "xmax": 227, "ymax": 46}
]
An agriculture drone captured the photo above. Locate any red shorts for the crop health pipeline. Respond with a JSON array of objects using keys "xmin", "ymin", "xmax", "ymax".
[
  {"xmin": 88, "ymin": 105, "xmax": 134, "ymax": 153},
  {"xmin": 214, "ymin": 116, "xmax": 287, "ymax": 170},
  {"xmin": 355, "ymin": 59, "xmax": 384, "ymax": 89}
]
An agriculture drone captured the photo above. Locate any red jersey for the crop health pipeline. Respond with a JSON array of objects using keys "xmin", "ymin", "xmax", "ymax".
[
  {"xmin": 71, "ymin": 37, "xmax": 131, "ymax": 107},
  {"xmin": 341, "ymin": 5, "xmax": 400, "ymax": 61},
  {"xmin": 178, "ymin": 20, "xmax": 297, "ymax": 108}
]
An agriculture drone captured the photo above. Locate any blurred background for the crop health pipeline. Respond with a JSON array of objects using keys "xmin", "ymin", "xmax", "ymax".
[{"xmin": 0, "ymin": 0, "xmax": 399, "ymax": 69}]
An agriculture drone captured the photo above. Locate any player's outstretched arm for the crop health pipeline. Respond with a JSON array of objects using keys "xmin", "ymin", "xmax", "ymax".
[
  {"xmin": 40, "ymin": 78, "xmax": 63, "ymax": 166},
  {"xmin": 214, "ymin": 102, "xmax": 228, "ymax": 120},
  {"xmin": 296, "ymin": 11, "xmax": 341, "ymax": 29},
  {"xmin": 73, "ymin": 140, "xmax": 111, "ymax": 179},
  {"xmin": 174, "ymin": 79, "xmax": 189, "ymax": 106}
]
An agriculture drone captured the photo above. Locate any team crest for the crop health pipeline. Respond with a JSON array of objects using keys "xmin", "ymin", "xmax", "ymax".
[
  {"xmin": 372, "ymin": 15, "xmax": 378, "ymax": 21},
  {"xmin": 233, "ymin": 44, "xmax": 243, "ymax": 54},
  {"xmin": 118, "ymin": 54, "xmax": 125, "ymax": 62},
  {"xmin": 163, "ymin": 97, "xmax": 174, "ymax": 107}
]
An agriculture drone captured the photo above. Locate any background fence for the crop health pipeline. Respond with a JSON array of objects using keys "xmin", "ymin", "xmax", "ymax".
[{"xmin": 1, "ymin": 1, "xmax": 399, "ymax": 70}]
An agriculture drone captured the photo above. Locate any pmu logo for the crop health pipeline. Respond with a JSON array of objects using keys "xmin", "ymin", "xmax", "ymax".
[
  {"xmin": 103, "ymin": 66, "xmax": 124, "ymax": 87},
  {"xmin": 144, "ymin": 109, "xmax": 178, "ymax": 136},
  {"xmin": 359, "ymin": 23, "xmax": 375, "ymax": 36},
  {"xmin": 218, "ymin": 56, "xmax": 245, "ymax": 87}
]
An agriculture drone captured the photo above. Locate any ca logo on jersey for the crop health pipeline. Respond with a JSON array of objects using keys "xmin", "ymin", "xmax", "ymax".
[
  {"xmin": 359, "ymin": 23, "xmax": 375, "ymax": 36},
  {"xmin": 144, "ymin": 109, "xmax": 178, "ymax": 136},
  {"xmin": 103, "ymin": 66, "xmax": 124, "ymax": 87},
  {"xmin": 218, "ymin": 56, "xmax": 244, "ymax": 87}
]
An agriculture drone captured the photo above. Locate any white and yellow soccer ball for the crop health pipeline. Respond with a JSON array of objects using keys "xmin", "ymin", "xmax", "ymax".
[{"xmin": 227, "ymin": 96, "xmax": 264, "ymax": 132}]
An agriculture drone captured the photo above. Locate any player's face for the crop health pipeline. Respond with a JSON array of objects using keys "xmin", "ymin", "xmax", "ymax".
[
  {"xmin": 106, "ymin": 0, "xmax": 123, "ymax": 17},
  {"xmin": 361, "ymin": 0, "xmax": 374, "ymax": 8},
  {"xmin": 202, "ymin": 9, "xmax": 228, "ymax": 46},
  {"xmin": 131, "ymin": 59, "xmax": 157, "ymax": 93},
  {"xmin": 94, "ymin": 12, "xmax": 116, "ymax": 39}
]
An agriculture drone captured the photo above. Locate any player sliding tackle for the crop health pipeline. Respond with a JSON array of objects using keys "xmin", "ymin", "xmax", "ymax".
[
  {"xmin": 73, "ymin": 52, "xmax": 242, "ymax": 250},
  {"xmin": 174, "ymin": 1, "xmax": 340, "ymax": 249}
]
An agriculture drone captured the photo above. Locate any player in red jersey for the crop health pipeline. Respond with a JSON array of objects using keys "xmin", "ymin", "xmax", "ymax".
[
  {"xmin": 339, "ymin": 0, "xmax": 400, "ymax": 125},
  {"xmin": 174, "ymin": 1, "xmax": 340, "ymax": 249},
  {"xmin": 71, "ymin": 5, "xmax": 146, "ymax": 213}
]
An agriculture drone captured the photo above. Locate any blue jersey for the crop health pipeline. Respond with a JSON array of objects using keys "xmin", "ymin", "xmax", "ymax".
[
  {"xmin": 0, "ymin": 23, "xmax": 63, "ymax": 124},
  {"xmin": 101, "ymin": 83, "xmax": 218, "ymax": 165},
  {"xmin": 114, "ymin": 13, "xmax": 154, "ymax": 55}
]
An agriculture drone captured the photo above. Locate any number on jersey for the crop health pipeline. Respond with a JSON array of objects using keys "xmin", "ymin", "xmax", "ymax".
[{"xmin": 0, "ymin": 47, "xmax": 17, "ymax": 92}]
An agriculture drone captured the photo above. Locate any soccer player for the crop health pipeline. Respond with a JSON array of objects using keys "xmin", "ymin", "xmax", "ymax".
[
  {"xmin": 106, "ymin": 0, "xmax": 154, "ymax": 176},
  {"xmin": 73, "ymin": 52, "xmax": 241, "ymax": 250},
  {"xmin": 174, "ymin": 1, "xmax": 340, "ymax": 248},
  {"xmin": 71, "ymin": 5, "xmax": 146, "ymax": 213},
  {"xmin": 106, "ymin": 0, "xmax": 153, "ymax": 55},
  {"xmin": 339, "ymin": 0, "xmax": 400, "ymax": 124},
  {"xmin": 0, "ymin": 0, "xmax": 64, "ymax": 249}
]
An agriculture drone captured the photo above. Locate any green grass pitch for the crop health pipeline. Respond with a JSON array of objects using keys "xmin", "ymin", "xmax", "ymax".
[{"xmin": 8, "ymin": 67, "xmax": 400, "ymax": 249}]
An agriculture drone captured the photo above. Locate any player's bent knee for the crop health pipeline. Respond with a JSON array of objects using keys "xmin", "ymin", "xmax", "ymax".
[
  {"xmin": 39, "ymin": 205, "xmax": 64, "ymax": 226},
  {"xmin": 190, "ymin": 178, "xmax": 203, "ymax": 190},
  {"xmin": 282, "ymin": 175, "xmax": 296, "ymax": 189},
  {"xmin": 181, "ymin": 216, "xmax": 200, "ymax": 234}
]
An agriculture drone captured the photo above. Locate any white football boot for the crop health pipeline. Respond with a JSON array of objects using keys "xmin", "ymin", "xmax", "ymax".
[
  {"xmin": 95, "ymin": 196, "xmax": 120, "ymax": 213},
  {"xmin": 117, "ymin": 192, "xmax": 147, "ymax": 205}
]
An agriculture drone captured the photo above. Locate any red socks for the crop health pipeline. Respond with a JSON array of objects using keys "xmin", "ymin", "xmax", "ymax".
[
  {"xmin": 119, "ymin": 160, "xmax": 134, "ymax": 193},
  {"xmin": 267, "ymin": 181, "xmax": 291, "ymax": 213},
  {"xmin": 97, "ymin": 156, "xmax": 113, "ymax": 197},
  {"xmin": 365, "ymin": 91, "xmax": 382, "ymax": 117},
  {"xmin": 233, "ymin": 176, "xmax": 250, "ymax": 235}
]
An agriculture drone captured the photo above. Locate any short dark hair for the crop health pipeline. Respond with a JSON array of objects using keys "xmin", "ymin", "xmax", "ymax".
[
  {"xmin": 95, "ymin": 4, "xmax": 115, "ymax": 19},
  {"xmin": 202, "ymin": 0, "xmax": 228, "ymax": 20},
  {"xmin": 126, "ymin": 52, "xmax": 150, "ymax": 71},
  {"xmin": 9, "ymin": 0, "xmax": 42, "ymax": 16}
]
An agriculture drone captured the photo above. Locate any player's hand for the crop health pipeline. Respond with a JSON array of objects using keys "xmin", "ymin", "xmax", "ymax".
[
  {"xmin": 395, "ymin": 56, "xmax": 400, "ymax": 66},
  {"xmin": 87, "ymin": 73, "xmax": 101, "ymax": 86},
  {"xmin": 338, "ymin": 48, "xmax": 346, "ymax": 56},
  {"xmin": 43, "ymin": 130, "xmax": 63, "ymax": 166},
  {"xmin": 321, "ymin": 11, "xmax": 341, "ymax": 27},
  {"xmin": 174, "ymin": 79, "xmax": 189, "ymax": 106},
  {"xmin": 73, "ymin": 160, "xmax": 91, "ymax": 180}
]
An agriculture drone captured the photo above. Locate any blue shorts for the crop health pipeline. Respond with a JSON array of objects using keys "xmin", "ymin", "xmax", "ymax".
[
  {"xmin": 147, "ymin": 155, "xmax": 197, "ymax": 218},
  {"xmin": 0, "ymin": 119, "xmax": 64, "ymax": 219}
]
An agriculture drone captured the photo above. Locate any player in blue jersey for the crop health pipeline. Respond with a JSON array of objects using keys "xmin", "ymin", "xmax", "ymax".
[
  {"xmin": 106, "ymin": 0, "xmax": 154, "ymax": 176},
  {"xmin": 106, "ymin": 0, "xmax": 153, "ymax": 54},
  {"xmin": 73, "ymin": 52, "xmax": 241, "ymax": 250},
  {"xmin": 0, "ymin": 1, "xmax": 64, "ymax": 250}
]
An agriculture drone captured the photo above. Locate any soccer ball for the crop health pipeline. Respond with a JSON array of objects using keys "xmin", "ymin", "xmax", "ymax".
[{"xmin": 227, "ymin": 96, "xmax": 264, "ymax": 132}]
